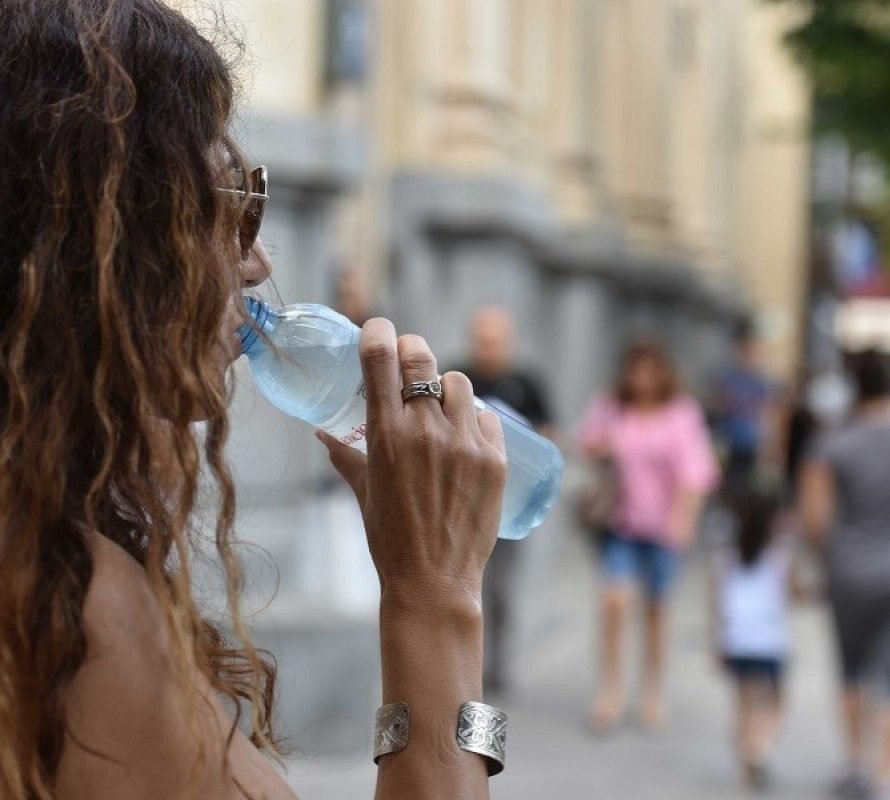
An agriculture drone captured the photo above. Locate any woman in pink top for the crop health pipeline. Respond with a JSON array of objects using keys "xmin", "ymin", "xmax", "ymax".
[{"xmin": 580, "ymin": 342, "xmax": 719, "ymax": 731}]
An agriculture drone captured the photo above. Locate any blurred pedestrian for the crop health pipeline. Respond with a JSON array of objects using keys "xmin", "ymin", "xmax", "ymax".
[
  {"xmin": 579, "ymin": 341, "xmax": 719, "ymax": 731},
  {"xmin": 712, "ymin": 481, "xmax": 795, "ymax": 790},
  {"xmin": 799, "ymin": 349, "xmax": 890, "ymax": 800},
  {"xmin": 712, "ymin": 322, "xmax": 778, "ymax": 493},
  {"xmin": 452, "ymin": 306, "xmax": 553, "ymax": 693},
  {"xmin": 782, "ymin": 380, "xmax": 818, "ymax": 500}
]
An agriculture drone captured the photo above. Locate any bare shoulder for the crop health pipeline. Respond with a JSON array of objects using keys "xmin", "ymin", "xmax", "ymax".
[
  {"xmin": 81, "ymin": 531, "xmax": 169, "ymax": 660},
  {"xmin": 56, "ymin": 531, "xmax": 298, "ymax": 800}
]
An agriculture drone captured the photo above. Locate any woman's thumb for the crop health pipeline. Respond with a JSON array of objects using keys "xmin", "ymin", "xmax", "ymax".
[{"xmin": 315, "ymin": 429, "xmax": 366, "ymax": 494}]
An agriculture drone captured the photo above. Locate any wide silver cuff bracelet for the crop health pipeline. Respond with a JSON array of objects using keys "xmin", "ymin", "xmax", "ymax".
[
  {"xmin": 456, "ymin": 701, "xmax": 507, "ymax": 776},
  {"xmin": 372, "ymin": 700, "xmax": 508, "ymax": 776},
  {"xmin": 373, "ymin": 702, "xmax": 410, "ymax": 764}
]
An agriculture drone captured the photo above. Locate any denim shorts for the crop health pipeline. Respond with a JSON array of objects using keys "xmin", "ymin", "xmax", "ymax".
[{"xmin": 599, "ymin": 531, "xmax": 680, "ymax": 601}]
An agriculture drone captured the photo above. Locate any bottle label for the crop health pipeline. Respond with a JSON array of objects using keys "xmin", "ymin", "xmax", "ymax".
[{"xmin": 322, "ymin": 380, "xmax": 369, "ymax": 454}]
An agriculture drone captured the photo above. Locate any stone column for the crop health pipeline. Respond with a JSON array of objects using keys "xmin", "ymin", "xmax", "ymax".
[
  {"xmin": 668, "ymin": 0, "xmax": 741, "ymax": 271},
  {"xmin": 599, "ymin": 0, "xmax": 672, "ymax": 247},
  {"xmin": 597, "ymin": 0, "xmax": 630, "ymax": 208},
  {"xmin": 547, "ymin": 0, "xmax": 602, "ymax": 222},
  {"xmin": 417, "ymin": 0, "xmax": 514, "ymax": 170},
  {"xmin": 508, "ymin": 0, "xmax": 554, "ymax": 185},
  {"xmin": 542, "ymin": 272, "xmax": 619, "ymax": 424}
]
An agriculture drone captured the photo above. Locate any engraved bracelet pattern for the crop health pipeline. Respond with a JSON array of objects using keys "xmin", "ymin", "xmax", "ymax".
[
  {"xmin": 373, "ymin": 702, "xmax": 410, "ymax": 764},
  {"xmin": 456, "ymin": 701, "xmax": 508, "ymax": 776}
]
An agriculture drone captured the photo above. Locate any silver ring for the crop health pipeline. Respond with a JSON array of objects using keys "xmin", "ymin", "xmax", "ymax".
[{"xmin": 401, "ymin": 379, "xmax": 445, "ymax": 404}]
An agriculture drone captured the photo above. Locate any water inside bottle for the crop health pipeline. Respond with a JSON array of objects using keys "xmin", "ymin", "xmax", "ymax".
[
  {"xmin": 477, "ymin": 398, "xmax": 564, "ymax": 540},
  {"xmin": 245, "ymin": 305, "xmax": 363, "ymax": 426}
]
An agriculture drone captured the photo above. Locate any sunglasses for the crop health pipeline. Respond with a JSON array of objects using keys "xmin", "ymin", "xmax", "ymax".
[{"xmin": 217, "ymin": 165, "xmax": 268, "ymax": 260}]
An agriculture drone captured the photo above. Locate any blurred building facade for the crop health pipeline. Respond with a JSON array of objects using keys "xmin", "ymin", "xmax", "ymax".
[
  {"xmin": 174, "ymin": 0, "xmax": 812, "ymax": 751},
  {"xmin": 210, "ymin": 0, "xmax": 810, "ymax": 393}
]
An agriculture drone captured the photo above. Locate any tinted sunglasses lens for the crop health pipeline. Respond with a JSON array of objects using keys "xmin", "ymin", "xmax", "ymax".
[
  {"xmin": 239, "ymin": 202, "xmax": 262, "ymax": 260},
  {"xmin": 238, "ymin": 168, "xmax": 267, "ymax": 259},
  {"xmin": 252, "ymin": 166, "xmax": 267, "ymax": 196}
]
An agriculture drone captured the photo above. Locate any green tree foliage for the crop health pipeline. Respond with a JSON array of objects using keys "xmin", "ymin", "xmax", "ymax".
[{"xmin": 768, "ymin": 0, "xmax": 890, "ymax": 164}]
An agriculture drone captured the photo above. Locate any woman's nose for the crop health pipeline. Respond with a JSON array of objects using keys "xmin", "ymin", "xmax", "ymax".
[{"xmin": 241, "ymin": 238, "xmax": 273, "ymax": 288}]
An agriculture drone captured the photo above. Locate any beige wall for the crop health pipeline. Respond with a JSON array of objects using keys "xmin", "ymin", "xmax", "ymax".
[
  {"xmin": 171, "ymin": 0, "xmax": 325, "ymax": 115},
  {"xmin": 177, "ymin": 0, "xmax": 811, "ymax": 379}
]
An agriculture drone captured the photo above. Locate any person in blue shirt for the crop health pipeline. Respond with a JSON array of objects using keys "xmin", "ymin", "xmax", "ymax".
[{"xmin": 714, "ymin": 323, "xmax": 776, "ymax": 493}]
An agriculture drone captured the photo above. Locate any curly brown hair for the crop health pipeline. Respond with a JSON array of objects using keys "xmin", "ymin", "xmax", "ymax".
[{"xmin": 0, "ymin": 1, "xmax": 277, "ymax": 797}]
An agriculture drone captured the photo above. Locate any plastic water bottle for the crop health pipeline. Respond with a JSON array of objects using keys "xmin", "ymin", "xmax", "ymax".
[{"xmin": 239, "ymin": 298, "xmax": 564, "ymax": 541}]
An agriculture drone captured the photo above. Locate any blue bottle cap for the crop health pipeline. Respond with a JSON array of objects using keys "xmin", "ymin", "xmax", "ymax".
[{"xmin": 239, "ymin": 296, "xmax": 272, "ymax": 356}]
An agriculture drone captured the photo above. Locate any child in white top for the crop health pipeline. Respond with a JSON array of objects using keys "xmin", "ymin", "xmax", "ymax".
[{"xmin": 712, "ymin": 484, "xmax": 795, "ymax": 789}]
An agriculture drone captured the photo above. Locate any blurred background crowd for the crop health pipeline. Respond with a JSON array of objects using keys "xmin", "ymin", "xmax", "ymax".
[{"xmin": 175, "ymin": 0, "xmax": 890, "ymax": 797}]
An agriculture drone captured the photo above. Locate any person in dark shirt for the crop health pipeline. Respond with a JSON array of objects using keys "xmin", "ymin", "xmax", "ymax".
[
  {"xmin": 452, "ymin": 307, "xmax": 553, "ymax": 693},
  {"xmin": 784, "ymin": 391, "xmax": 817, "ymax": 498}
]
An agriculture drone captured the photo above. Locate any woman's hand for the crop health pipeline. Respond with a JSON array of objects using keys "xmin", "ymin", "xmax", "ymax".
[
  {"xmin": 317, "ymin": 319, "xmax": 507, "ymax": 798},
  {"xmin": 666, "ymin": 488, "xmax": 705, "ymax": 550},
  {"xmin": 318, "ymin": 318, "xmax": 507, "ymax": 605}
]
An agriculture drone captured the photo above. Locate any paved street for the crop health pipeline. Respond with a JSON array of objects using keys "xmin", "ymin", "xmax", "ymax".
[{"xmin": 281, "ymin": 515, "xmax": 841, "ymax": 800}]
